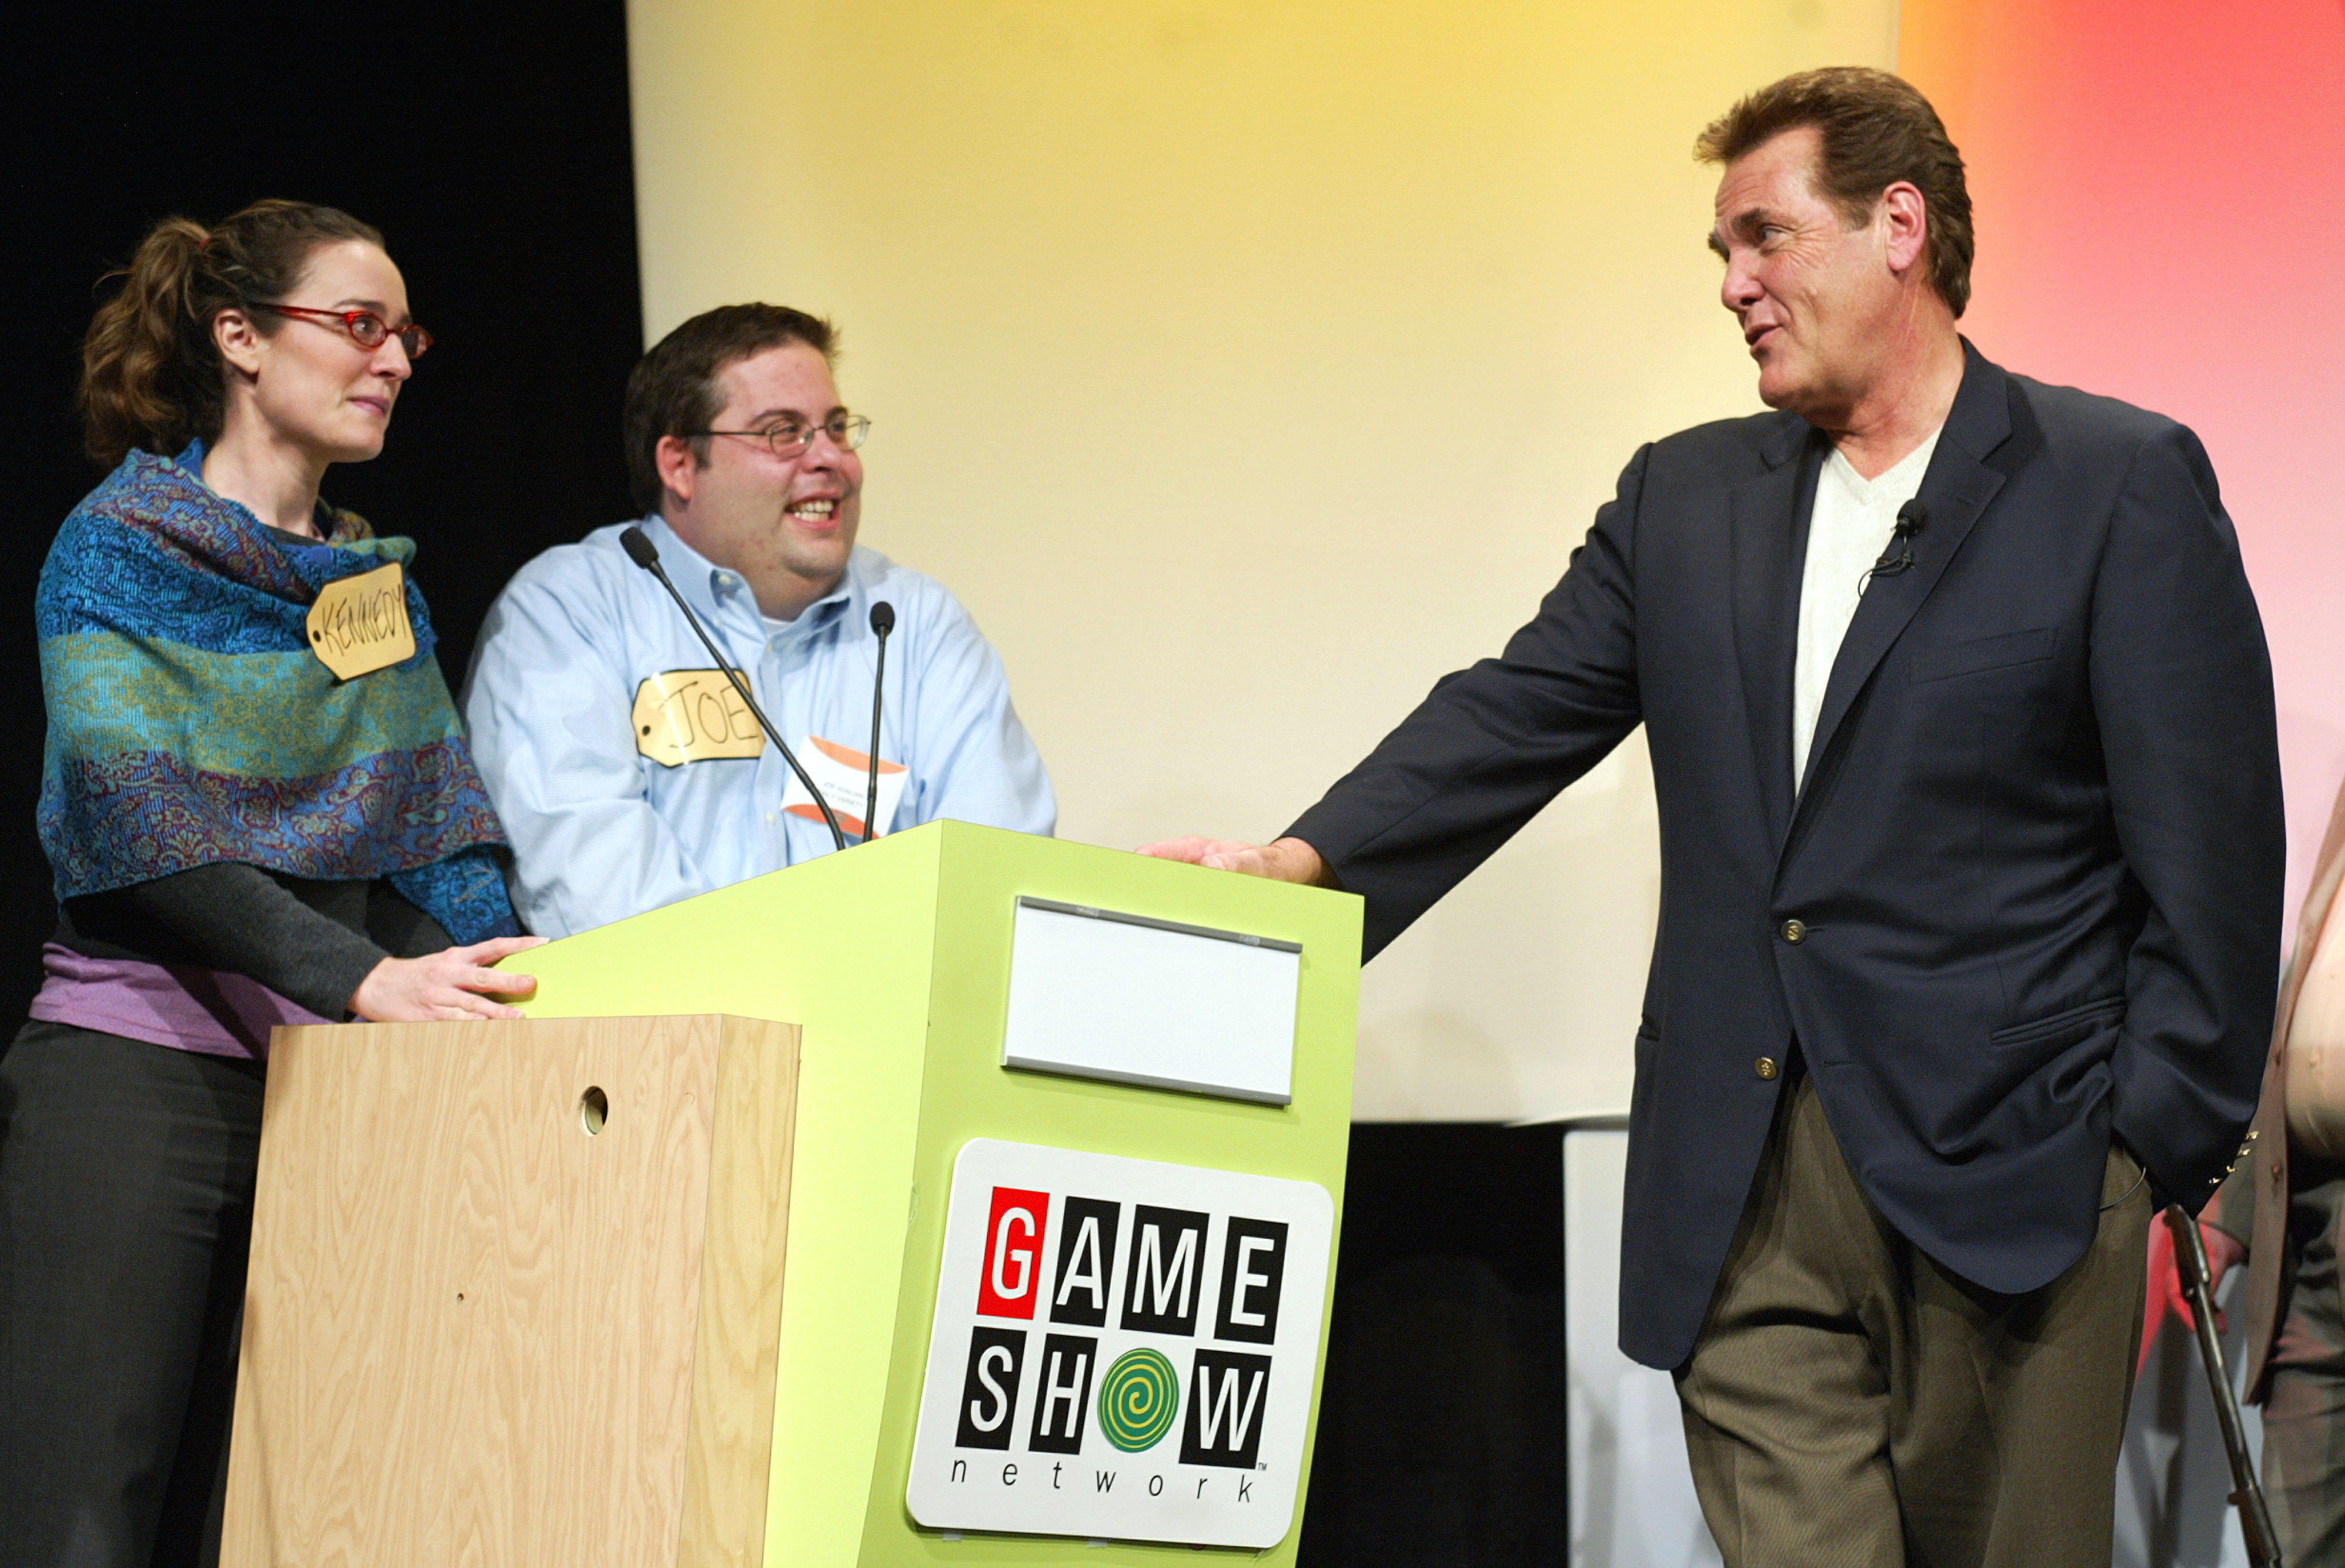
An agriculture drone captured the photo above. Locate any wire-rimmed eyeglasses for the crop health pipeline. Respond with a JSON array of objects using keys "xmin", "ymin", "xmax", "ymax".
[{"xmin": 699, "ymin": 413, "xmax": 871, "ymax": 459}]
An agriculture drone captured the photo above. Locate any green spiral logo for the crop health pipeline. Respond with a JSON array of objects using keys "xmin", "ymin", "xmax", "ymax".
[{"xmin": 1097, "ymin": 1347, "xmax": 1181, "ymax": 1453}]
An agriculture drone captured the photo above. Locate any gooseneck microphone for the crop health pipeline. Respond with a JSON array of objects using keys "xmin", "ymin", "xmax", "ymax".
[
  {"xmin": 620, "ymin": 526, "xmax": 847, "ymax": 852},
  {"xmin": 1865, "ymin": 499, "xmax": 1929, "ymax": 586},
  {"xmin": 864, "ymin": 601, "xmax": 895, "ymax": 844}
]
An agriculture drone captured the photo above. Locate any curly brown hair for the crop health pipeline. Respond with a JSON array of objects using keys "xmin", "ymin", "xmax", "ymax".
[{"xmin": 78, "ymin": 200, "xmax": 387, "ymax": 466}]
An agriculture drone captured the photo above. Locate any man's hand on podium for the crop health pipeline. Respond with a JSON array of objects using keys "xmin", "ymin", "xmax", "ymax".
[
  {"xmin": 350, "ymin": 935, "xmax": 550, "ymax": 1022},
  {"xmin": 1137, "ymin": 836, "xmax": 1337, "ymax": 888}
]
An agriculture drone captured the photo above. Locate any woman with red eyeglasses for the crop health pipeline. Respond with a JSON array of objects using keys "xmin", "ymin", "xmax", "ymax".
[{"xmin": 0, "ymin": 200, "xmax": 544, "ymax": 1565}]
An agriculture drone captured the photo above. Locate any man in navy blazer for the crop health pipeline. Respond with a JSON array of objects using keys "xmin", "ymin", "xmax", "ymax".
[{"xmin": 1147, "ymin": 67, "xmax": 2283, "ymax": 1565}]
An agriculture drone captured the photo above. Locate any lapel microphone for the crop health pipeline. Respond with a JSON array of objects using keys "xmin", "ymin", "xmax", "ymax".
[
  {"xmin": 1866, "ymin": 499, "xmax": 1930, "ymax": 586},
  {"xmin": 864, "ymin": 600, "xmax": 895, "ymax": 843},
  {"xmin": 620, "ymin": 525, "xmax": 848, "ymax": 852}
]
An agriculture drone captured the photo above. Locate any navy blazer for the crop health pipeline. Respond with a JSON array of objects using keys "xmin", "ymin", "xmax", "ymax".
[{"xmin": 1288, "ymin": 344, "xmax": 2284, "ymax": 1369}]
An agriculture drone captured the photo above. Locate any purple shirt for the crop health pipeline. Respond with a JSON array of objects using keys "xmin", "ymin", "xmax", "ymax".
[{"xmin": 30, "ymin": 943, "xmax": 332, "ymax": 1061}]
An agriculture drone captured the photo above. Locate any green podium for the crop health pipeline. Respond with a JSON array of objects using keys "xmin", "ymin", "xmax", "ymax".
[{"xmin": 499, "ymin": 820, "xmax": 1359, "ymax": 1563}]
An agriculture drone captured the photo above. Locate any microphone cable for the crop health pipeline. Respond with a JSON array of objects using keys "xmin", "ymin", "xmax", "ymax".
[{"xmin": 1860, "ymin": 498, "xmax": 1930, "ymax": 594}]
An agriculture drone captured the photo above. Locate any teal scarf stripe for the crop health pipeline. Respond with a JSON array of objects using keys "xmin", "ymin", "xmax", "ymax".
[{"xmin": 41, "ymin": 631, "xmax": 464, "ymax": 782}]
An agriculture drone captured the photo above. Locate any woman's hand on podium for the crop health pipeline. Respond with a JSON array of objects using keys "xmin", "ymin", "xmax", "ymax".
[
  {"xmin": 1136, "ymin": 835, "xmax": 1337, "ymax": 888},
  {"xmin": 350, "ymin": 936, "xmax": 550, "ymax": 1022}
]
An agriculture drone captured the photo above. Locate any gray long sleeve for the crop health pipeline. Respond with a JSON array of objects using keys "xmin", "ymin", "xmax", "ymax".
[{"xmin": 57, "ymin": 864, "xmax": 453, "ymax": 1019}]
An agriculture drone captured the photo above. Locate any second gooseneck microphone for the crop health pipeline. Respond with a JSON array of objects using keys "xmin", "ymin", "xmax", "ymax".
[
  {"xmin": 620, "ymin": 525, "xmax": 848, "ymax": 852},
  {"xmin": 864, "ymin": 601, "xmax": 895, "ymax": 843}
]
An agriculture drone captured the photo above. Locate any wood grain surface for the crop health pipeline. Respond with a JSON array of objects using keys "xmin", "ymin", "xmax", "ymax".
[
  {"xmin": 221, "ymin": 1014, "xmax": 799, "ymax": 1567},
  {"xmin": 682, "ymin": 1015, "xmax": 799, "ymax": 1564}
]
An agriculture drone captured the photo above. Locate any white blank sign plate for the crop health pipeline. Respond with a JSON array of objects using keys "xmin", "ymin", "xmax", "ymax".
[{"xmin": 1001, "ymin": 897, "xmax": 1301, "ymax": 1105}]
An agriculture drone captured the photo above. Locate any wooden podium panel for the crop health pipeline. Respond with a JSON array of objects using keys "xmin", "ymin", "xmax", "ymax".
[{"xmin": 222, "ymin": 1014, "xmax": 799, "ymax": 1567}]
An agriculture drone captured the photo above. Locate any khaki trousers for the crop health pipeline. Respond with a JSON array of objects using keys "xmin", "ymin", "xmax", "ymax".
[{"xmin": 1674, "ymin": 1066, "xmax": 2150, "ymax": 1568}]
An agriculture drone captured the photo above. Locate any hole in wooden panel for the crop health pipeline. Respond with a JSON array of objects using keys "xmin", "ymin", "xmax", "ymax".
[{"xmin": 580, "ymin": 1085, "xmax": 608, "ymax": 1135}]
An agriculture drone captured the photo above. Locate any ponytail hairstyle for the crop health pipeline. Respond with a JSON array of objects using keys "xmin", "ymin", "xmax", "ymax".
[{"xmin": 79, "ymin": 200, "xmax": 387, "ymax": 466}]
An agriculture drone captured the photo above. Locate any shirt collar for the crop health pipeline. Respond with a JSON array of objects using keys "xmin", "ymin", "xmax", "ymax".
[{"xmin": 637, "ymin": 513, "xmax": 864, "ymax": 643}]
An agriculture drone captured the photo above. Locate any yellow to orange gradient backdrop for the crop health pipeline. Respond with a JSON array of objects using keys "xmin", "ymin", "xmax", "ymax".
[
  {"xmin": 1901, "ymin": 0, "xmax": 2345, "ymax": 930},
  {"xmin": 626, "ymin": 0, "xmax": 2342, "ymax": 1119}
]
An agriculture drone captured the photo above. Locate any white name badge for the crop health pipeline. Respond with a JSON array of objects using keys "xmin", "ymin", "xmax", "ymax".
[
  {"xmin": 904, "ymin": 1139, "xmax": 1334, "ymax": 1550},
  {"xmin": 780, "ymin": 734, "xmax": 907, "ymax": 839},
  {"xmin": 305, "ymin": 562, "xmax": 415, "ymax": 681}
]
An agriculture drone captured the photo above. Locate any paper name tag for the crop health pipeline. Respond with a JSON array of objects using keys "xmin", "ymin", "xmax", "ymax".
[
  {"xmin": 782, "ymin": 734, "xmax": 907, "ymax": 839},
  {"xmin": 633, "ymin": 669, "xmax": 765, "ymax": 767},
  {"xmin": 305, "ymin": 562, "xmax": 416, "ymax": 681}
]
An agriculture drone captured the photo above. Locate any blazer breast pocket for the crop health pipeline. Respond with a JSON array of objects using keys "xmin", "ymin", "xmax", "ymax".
[{"xmin": 1909, "ymin": 625, "xmax": 2058, "ymax": 685}]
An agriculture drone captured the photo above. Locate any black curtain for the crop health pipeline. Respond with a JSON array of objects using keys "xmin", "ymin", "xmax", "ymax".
[
  {"xmin": 0, "ymin": 0, "xmax": 645, "ymax": 1029},
  {"xmin": 1301, "ymin": 1124, "xmax": 1569, "ymax": 1566}
]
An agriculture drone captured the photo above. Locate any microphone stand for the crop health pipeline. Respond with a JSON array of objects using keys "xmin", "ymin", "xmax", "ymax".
[
  {"xmin": 2165, "ymin": 1204, "xmax": 2282, "ymax": 1567},
  {"xmin": 621, "ymin": 527, "xmax": 847, "ymax": 852}
]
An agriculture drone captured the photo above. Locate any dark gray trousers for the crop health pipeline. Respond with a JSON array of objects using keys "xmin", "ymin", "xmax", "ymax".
[
  {"xmin": 0, "ymin": 1021, "xmax": 263, "ymax": 1568},
  {"xmin": 1675, "ymin": 1064, "xmax": 2150, "ymax": 1568}
]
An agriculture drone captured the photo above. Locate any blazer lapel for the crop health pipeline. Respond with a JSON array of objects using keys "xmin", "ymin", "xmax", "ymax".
[
  {"xmin": 1791, "ymin": 345, "xmax": 2013, "ymax": 812},
  {"xmin": 1731, "ymin": 420, "xmax": 1821, "ymax": 853}
]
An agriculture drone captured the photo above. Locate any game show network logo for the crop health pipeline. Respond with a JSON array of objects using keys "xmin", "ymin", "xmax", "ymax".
[{"xmin": 905, "ymin": 1140, "xmax": 1334, "ymax": 1551}]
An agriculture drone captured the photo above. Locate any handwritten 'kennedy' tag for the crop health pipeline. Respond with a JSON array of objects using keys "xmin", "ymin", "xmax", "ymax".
[
  {"xmin": 305, "ymin": 562, "xmax": 416, "ymax": 681},
  {"xmin": 633, "ymin": 669, "xmax": 766, "ymax": 767}
]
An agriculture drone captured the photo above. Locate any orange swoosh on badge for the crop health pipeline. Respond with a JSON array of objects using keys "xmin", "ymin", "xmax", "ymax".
[
  {"xmin": 808, "ymin": 734, "xmax": 907, "ymax": 775},
  {"xmin": 785, "ymin": 734, "xmax": 910, "ymax": 839}
]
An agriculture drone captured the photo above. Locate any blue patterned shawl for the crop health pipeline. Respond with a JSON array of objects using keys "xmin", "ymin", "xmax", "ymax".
[{"xmin": 36, "ymin": 446, "xmax": 518, "ymax": 943}]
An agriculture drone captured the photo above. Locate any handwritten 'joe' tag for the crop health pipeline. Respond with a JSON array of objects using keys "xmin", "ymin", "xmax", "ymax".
[
  {"xmin": 632, "ymin": 669, "xmax": 766, "ymax": 767},
  {"xmin": 305, "ymin": 562, "xmax": 417, "ymax": 682}
]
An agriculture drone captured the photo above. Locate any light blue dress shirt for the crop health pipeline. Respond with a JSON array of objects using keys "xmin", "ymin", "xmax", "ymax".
[{"xmin": 462, "ymin": 515, "xmax": 1055, "ymax": 937}]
